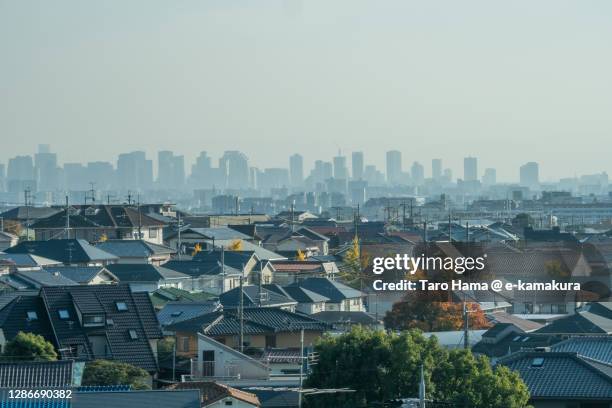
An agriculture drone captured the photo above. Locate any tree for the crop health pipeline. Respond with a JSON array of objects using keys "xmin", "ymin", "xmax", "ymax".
[
  {"xmin": 228, "ymin": 240, "xmax": 243, "ymax": 251},
  {"xmin": 341, "ymin": 236, "xmax": 370, "ymax": 288},
  {"xmin": 82, "ymin": 359, "xmax": 150, "ymax": 389},
  {"xmin": 384, "ymin": 295, "xmax": 490, "ymax": 332},
  {"xmin": 305, "ymin": 328, "xmax": 530, "ymax": 408},
  {"xmin": 1, "ymin": 332, "xmax": 57, "ymax": 361},
  {"xmin": 296, "ymin": 249, "xmax": 306, "ymax": 261},
  {"xmin": 191, "ymin": 242, "xmax": 202, "ymax": 256}
]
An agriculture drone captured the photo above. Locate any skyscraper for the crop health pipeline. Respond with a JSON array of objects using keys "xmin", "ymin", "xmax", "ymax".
[
  {"xmin": 482, "ymin": 168, "xmax": 497, "ymax": 186},
  {"xmin": 7, "ymin": 155, "xmax": 36, "ymax": 193},
  {"xmin": 352, "ymin": 151, "xmax": 364, "ymax": 180},
  {"xmin": 520, "ymin": 162, "xmax": 540, "ymax": 189},
  {"xmin": 432, "ymin": 159, "xmax": 442, "ymax": 180},
  {"xmin": 157, "ymin": 151, "xmax": 185, "ymax": 189},
  {"xmin": 411, "ymin": 162, "xmax": 425, "ymax": 186},
  {"xmin": 333, "ymin": 154, "xmax": 348, "ymax": 180},
  {"xmin": 220, "ymin": 151, "xmax": 249, "ymax": 189},
  {"xmin": 289, "ymin": 154, "xmax": 304, "ymax": 187},
  {"xmin": 35, "ymin": 144, "xmax": 59, "ymax": 192},
  {"xmin": 116, "ymin": 151, "xmax": 153, "ymax": 191},
  {"xmin": 464, "ymin": 157, "xmax": 478, "ymax": 182},
  {"xmin": 386, "ymin": 150, "xmax": 402, "ymax": 185}
]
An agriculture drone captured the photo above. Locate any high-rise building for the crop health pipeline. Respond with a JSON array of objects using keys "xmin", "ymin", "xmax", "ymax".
[
  {"xmin": 220, "ymin": 151, "xmax": 249, "ymax": 190},
  {"xmin": 289, "ymin": 154, "xmax": 304, "ymax": 187},
  {"xmin": 116, "ymin": 151, "xmax": 153, "ymax": 191},
  {"xmin": 464, "ymin": 157, "xmax": 478, "ymax": 181},
  {"xmin": 411, "ymin": 162, "xmax": 425, "ymax": 186},
  {"xmin": 483, "ymin": 168, "xmax": 497, "ymax": 186},
  {"xmin": 333, "ymin": 154, "xmax": 348, "ymax": 180},
  {"xmin": 386, "ymin": 150, "xmax": 402, "ymax": 185},
  {"xmin": 432, "ymin": 159, "xmax": 442, "ymax": 180},
  {"xmin": 64, "ymin": 163, "xmax": 88, "ymax": 191},
  {"xmin": 7, "ymin": 155, "xmax": 36, "ymax": 192},
  {"xmin": 157, "ymin": 151, "xmax": 185, "ymax": 189},
  {"xmin": 87, "ymin": 161, "xmax": 115, "ymax": 191},
  {"xmin": 0, "ymin": 163, "xmax": 5, "ymax": 192},
  {"xmin": 352, "ymin": 151, "xmax": 364, "ymax": 180},
  {"xmin": 35, "ymin": 144, "xmax": 59, "ymax": 192},
  {"xmin": 520, "ymin": 162, "xmax": 539, "ymax": 189}
]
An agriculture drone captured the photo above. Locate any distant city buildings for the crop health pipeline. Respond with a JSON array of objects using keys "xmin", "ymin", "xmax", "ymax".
[
  {"xmin": 386, "ymin": 150, "xmax": 402, "ymax": 185},
  {"xmin": 520, "ymin": 162, "xmax": 540, "ymax": 190},
  {"xmin": 464, "ymin": 156, "xmax": 478, "ymax": 182}
]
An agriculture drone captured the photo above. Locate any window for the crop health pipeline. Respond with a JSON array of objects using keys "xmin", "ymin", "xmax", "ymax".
[
  {"xmin": 181, "ymin": 337, "xmax": 190, "ymax": 352},
  {"xmin": 58, "ymin": 309, "xmax": 70, "ymax": 319},
  {"xmin": 83, "ymin": 315, "xmax": 105, "ymax": 327},
  {"xmin": 149, "ymin": 228, "xmax": 158, "ymax": 239},
  {"xmin": 115, "ymin": 301, "xmax": 128, "ymax": 311},
  {"xmin": 523, "ymin": 302, "xmax": 533, "ymax": 314},
  {"xmin": 128, "ymin": 329, "xmax": 138, "ymax": 340},
  {"xmin": 531, "ymin": 357, "xmax": 544, "ymax": 367},
  {"xmin": 224, "ymin": 401, "xmax": 233, "ymax": 406},
  {"xmin": 171, "ymin": 311, "xmax": 183, "ymax": 317},
  {"xmin": 26, "ymin": 311, "xmax": 38, "ymax": 321}
]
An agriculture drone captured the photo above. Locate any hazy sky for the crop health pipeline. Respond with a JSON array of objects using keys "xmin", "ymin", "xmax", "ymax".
[{"xmin": 1, "ymin": 0, "xmax": 611, "ymax": 182}]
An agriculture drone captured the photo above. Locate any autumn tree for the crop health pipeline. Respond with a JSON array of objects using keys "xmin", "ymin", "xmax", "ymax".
[
  {"xmin": 341, "ymin": 236, "xmax": 370, "ymax": 288},
  {"xmin": 191, "ymin": 242, "xmax": 202, "ymax": 256},
  {"xmin": 384, "ymin": 294, "xmax": 490, "ymax": 332},
  {"xmin": 228, "ymin": 240, "xmax": 243, "ymax": 251},
  {"xmin": 1, "ymin": 332, "xmax": 57, "ymax": 362},
  {"xmin": 296, "ymin": 249, "xmax": 306, "ymax": 261}
]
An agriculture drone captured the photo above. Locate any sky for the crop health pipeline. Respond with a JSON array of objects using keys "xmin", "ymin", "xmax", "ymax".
[{"xmin": 1, "ymin": 0, "xmax": 611, "ymax": 182}]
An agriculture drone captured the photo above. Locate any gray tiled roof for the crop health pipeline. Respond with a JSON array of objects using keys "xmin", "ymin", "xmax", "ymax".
[
  {"xmin": 0, "ymin": 360, "xmax": 76, "ymax": 388},
  {"xmin": 14, "ymin": 270, "xmax": 79, "ymax": 287},
  {"xmin": 219, "ymin": 285, "xmax": 297, "ymax": 309},
  {"xmin": 290, "ymin": 277, "xmax": 363, "ymax": 302},
  {"xmin": 551, "ymin": 336, "xmax": 612, "ymax": 364},
  {"xmin": 499, "ymin": 351, "xmax": 612, "ymax": 400},
  {"xmin": 157, "ymin": 302, "xmax": 222, "ymax": 327},
  {"xmin": 71, "ymin": 390, "xmax": 200, "ymax": 408},
  {"xmin": 106, "ymin": 263, "xmax": 190, "ymax": 282},
  {"xmin": 44, "ymin": 266, "xmax": 114, "ymax": 284},
  {"xmin": 96, "ymin": 240, "xmax": 175, "ymax": 258},
  {"xmin": 5, "ymin": 239, "xmax": 118, "ymax": 264}
]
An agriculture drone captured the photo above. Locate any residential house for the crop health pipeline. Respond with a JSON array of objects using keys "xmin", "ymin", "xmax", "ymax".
[
  {"xmin": 5, "ymin": 239, "xmax": 118, "ymax": 266},
  {"xmin": 498, "ymin": 349, "xmax": 612, "ymax": 408},
  {"xmin": 169, "ymin": 381, "xmax": 261, "ymax": 408},
  {"xmin": 0, "ymin": 253, "xmax": 62, "ymax": 271},
  {"xmin": 163, "ymin": 260, "xmax": 243, "ymax": 295},
  {"xmin": 106, "ymin": 263, "xmax": 192, "ymax": 292},
  {"xmin": 0, "ymin": 231, "xmax": 18, "ymax": 251},
  {"xmin": 190, "ymin": 334, "xmax": 270, "ymax": 380},
  {"xmin": 96, "ymin": 239, "xmax": 175, "ymax": 265},
  {"xmin": 69, "ymin": 390, "xmax": 201, "ymax": 408},
  {"xmin": 0, "ymin": 360, "xmax": 83, "ymax": 387},
  {"xmin": 157, "ymin": 301, "xmax": 222, "ymax": 328},
  {"xmin": 6, "ymin": 269, "xmax": 80, "ymax": 288},
  {"xmin": 166, "ymin": 308, "xmax": 329, "ymax": 357},
  {"xmin": 260, "ymin": 227, "xmax": 330, "ymax": 257},
  {"xmin": 0, "ymin": 284, "xmax": 163, "ymax": 373},
  {"xmin": 276, "ymin": 210, "xmax": 318, "ymax": 223},
  {"xmin": 165, "ymin": 227, "xmax": 251, "ymax": 253},
  {"xmin": 44, "ymin": 265, "xmax": 119, "ymax": 285},
  {"xmin": 219, "ymin": 285, "xmax": 297, "ymax": 312},
  {"xmin": 268, "ymin": 261, "xmax": 330, "ymax": 285},
  {"xmin": 271, "ymin": 285, "xmax": 329, "ymax": 314},
  {"xmin": 290, "ymin": 278, "xmax": 365, "ymax": 312},
  {"xmin": 150, "ymin": 287, "xmax": 218, "ymax": 310},
  {"xmin": 534, "ymin": 302, "xmax": 612, "ymax": 335},
  {"xmin": 30, "ymin": 205, "xmax": 166, "ymax": 244}
]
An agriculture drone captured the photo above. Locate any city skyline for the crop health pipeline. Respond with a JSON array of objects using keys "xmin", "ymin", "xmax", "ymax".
[{"xmin": 2, "ymin": 1, "xmax": 612, "ymax": 182}]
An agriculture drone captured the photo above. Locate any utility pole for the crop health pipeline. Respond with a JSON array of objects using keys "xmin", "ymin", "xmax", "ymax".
[
  {"xmin": 463, "ymin": 299, "xmax": 469, "ymax": 350},
  {"xmin": 291, "ymin": 201, "xmax": 295, "ymax": 232},
  {"xmin": 177, "ymin": 211, "xmax": 182, "ymax": 260},
  {"xmin": 65, "ymin": 196, "xmax": 70, "ymax": 239},
  {"xmin": 239, "ymin": 270, "xmax": 244, "ymax": 354},
  {"xmin": 24, "ymin": 188, "xmax": 31, "ymax": 241},
  {"xmin": 298, "ymin": 328, "xmax": 304, "ymax": 408},
  {"xmin": 137, "ymin": 194, "xmax": 142, "ymax": 239},
  {"xmin": 172, "ymin": 340, "xmax": 176, "ymax": 382}
]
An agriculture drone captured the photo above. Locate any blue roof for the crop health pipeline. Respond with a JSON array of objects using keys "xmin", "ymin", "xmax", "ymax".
[
  {"xmin": 291, "ymin": 277, "xmax": 363, "ymax": 302},
  {"xmin": 44, "ymin": 266, "xmax": 113, "ymax": 284},
  {"xmin": 157, "ymin": 301, "xmax": 221, "ymax": 326},
  {"xmin": 95, "ymin": 240, "xmax": 175, "ymax": 258},
  {"xmin": 5, "ymin": 239, "xmax": 118, "ymax": 264}
]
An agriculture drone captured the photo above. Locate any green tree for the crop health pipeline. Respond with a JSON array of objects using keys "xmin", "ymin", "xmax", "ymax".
[
  {"xmin": 1, "ymin": 332, "xmax": 57, "ymax": 361},
  {"xmin": 305, "ymin": 327, "xmax": 530, "ymax": 408},
  {"xmin": 82, "ymin": 360, "xmax": 150, "ymax": 389}
]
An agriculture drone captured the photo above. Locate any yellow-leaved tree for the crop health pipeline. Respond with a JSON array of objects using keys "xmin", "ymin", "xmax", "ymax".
[{"xmin": 228, "ymin": 240, "xmax": 243, "ymax": 251}]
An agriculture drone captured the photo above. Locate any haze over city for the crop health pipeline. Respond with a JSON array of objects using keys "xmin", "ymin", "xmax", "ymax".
[{"xmin": 2, "ymin": 0, "xmax": 612, "ymax": 181}]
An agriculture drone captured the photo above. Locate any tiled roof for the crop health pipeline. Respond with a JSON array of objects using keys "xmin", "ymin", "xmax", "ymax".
[
  {"xmin": 281, "ymin": 286, "xmax": 329, "ymax": 303},
  {"xmin": 498, "ymin": 351, "xmax": 612, "ymax": 400},
  {"xmin": 149, "ymin": 287, "xmax": 218, "ymax": 309},
  {"xmin": 168, "ymin": 381, "xmax": 260, "ymax": 406},
  {"xmin": 311, "ymin": 311, "xmax": 379, "ymax": 325},
  {"xmin": 472, "ymin": 331, "xmax": 563, "ymax": 358},
  {"xmin": 5, "ymin": 239, "xmax": 118, "ymax": 264},
  {"xmin": 551, "ymin": 336, "xmax": 612, "ymax": 364},
  {"xmin": 270, "ymin": 261, "xmax": 325, "ymax": 272},
  {"xmin": 0, "ymin": 253, "xmax": 61, "ymax": 267},
  {"xmin": 193, "ymin": 250, "xmax": 256, "ymax": 271},
  {"xmin": 96, "ymin": 240, "xmax": 175, "ymax": 258},
  {"xmin": 0, "ymin": 360, "xmax": 76, "ymax": 388},
  {"xmin": 41, "ymin": 285, "xmax": 162, "ymax": 372},
  {"xmin": 167, "ymin": 227, "xmax": 250, "ymax": 241},
  {"xmin": 0, "ymin": 206, "xmax": 61, "ymax": 221},
  {"xmin": 219, "ymin": 285, "xmax": 297, "ymax": 308},
  {"xmin": 486, "ymin": 311, "xmax": 544, "ymax": 332},
  {"xmin": 106, "ymin": 263, "xmax": 189, "ymax": 282},
  {"xmin": 290, "ymin": 277, "xmax": 363, "ymax": 302},
  {"xmin": 535, "ymin": 310, "xmax": 612, "ymax": 334},
  {"xmin": 30, "ymin": 205, "xmax": 166, "ymax": 229},
  {"xmin": 13, "ymin": 270, "xmax": 79, "ymax": 287},
  {"xmin": 157, "ymin": 302, "xmax": 222, "ymax": 326},
  {"xmin": 162, "ymin": 260, "xmax": 242, "ymax": 277},
  {"xmin": 71, "ymin": 390, "xmax": 201, "ymax": 408},
  {"xmin": 44, "ymin": 266, "xmax": 115, "ymax": 284},
  {"xmin": 0, "ymin": 292, "xmax": 55, "ymax": 343}
]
